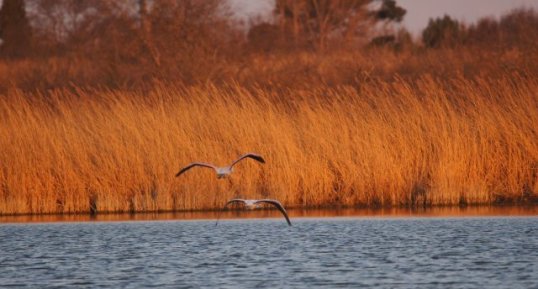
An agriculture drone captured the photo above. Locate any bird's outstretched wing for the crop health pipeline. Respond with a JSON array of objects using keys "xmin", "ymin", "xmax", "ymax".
[
  {"xmin": 215, "ymin": 199, "xmax": 246, "ymax": 226},
  {"xmin": 254, "ymin": 199, "xmax": 292, "ymax": 226},
  {"xmin": 230, "ymin": 153, "xmax": 265, "ymax": 168},
  {"xmin": 175, "ymin": 162, "xmax": 217, "ymax": 177}
]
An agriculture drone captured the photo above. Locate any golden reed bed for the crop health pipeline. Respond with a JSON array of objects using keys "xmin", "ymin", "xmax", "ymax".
[{"xmin": 0, "ymin": 75, "xmax": 537, "ymax": 215}]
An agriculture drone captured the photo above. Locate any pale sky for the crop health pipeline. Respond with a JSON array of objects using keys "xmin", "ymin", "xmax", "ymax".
[{"xmin": 229, "ymin": 0, "xmax": 538, "ymax": 34}]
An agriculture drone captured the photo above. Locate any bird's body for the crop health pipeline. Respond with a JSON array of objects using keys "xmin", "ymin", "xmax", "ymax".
[
  {"xmin": 175, "ymin": 153, "xmax": 265, "ymax": 179},
  {"xmin": 237, "ymin": 199, "xmax": 259, "ymax": 208},
  {"xmin": 216, "ymin": 198, "xmax": 292, "ymax": 226},
  {"xmin": 216, "ymin": 167, "xmax": 233, "ymax": 179}
]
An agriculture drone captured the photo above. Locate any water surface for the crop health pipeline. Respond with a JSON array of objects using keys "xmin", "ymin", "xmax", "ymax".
[{"xmin": 1, "ymin": 213, "xmax": 537, "ymax": 288}]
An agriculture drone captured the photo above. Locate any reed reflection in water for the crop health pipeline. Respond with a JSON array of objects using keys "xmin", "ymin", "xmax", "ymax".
[{"xmin": 1, "ymin": 205, "xmax": 537, "ymax": 223}]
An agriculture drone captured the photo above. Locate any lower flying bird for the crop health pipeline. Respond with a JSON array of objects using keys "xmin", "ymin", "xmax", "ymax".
[
  {"xmin": 175, "ymin": 153, "xmax": 265, "ymax": 179},
  {"xmin": 216, "ymin": 199, "xmax": 292, "ymax": 226}
]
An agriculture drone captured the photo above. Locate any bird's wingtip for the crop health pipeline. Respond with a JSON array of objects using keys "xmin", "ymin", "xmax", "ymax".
[{"xmin": 251, "ymin": 153, "xmax": 266, "ymax": 163}]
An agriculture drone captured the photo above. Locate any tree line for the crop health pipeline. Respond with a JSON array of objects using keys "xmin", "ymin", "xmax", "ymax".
[
  {"xmin": 0, "ymin": 0, "xmax": 537, "ymax": 89},
  {"xmin": 0, "ymin": 0, "xmax": 407, "ymax": 57}
]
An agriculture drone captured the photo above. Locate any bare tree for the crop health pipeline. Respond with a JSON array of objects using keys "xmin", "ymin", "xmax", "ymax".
[
  {"xmin": 274, "ymin": 0, "xmax": 371, "ymax": 51},
  {"xmin": 273, "ymin": 0, "xmax": 406, "ymax": 51},
  {"xmin": 0, "ymin": 0, "xmax": 33, "ymax": 58}
]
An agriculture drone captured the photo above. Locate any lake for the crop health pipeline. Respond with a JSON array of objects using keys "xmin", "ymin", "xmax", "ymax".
[{"xmin": 1, "ymin": 208, "xmax": 537, "ymax": 288}]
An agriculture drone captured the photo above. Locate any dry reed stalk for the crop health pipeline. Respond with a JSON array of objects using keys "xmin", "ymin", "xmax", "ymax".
[{"xmin": 0, "ymin": 75, "xmax": 537, "ymax": 215}]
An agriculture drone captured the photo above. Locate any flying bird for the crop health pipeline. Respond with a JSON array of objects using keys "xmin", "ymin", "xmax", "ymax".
[
  {"xmin": 175, "ymin": 153, "xmax": 265, "ymax": 179},
  {"xmin": 216, "ymin": 198, "xmax": 292, "ymax": 226}
]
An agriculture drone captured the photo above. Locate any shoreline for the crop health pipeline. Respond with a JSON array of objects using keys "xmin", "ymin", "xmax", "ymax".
[{"xmin": 1, "ymin": 204, "xmax": 537, "ymax": 224}]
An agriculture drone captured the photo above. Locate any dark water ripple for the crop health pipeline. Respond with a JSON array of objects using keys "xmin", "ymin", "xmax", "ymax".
[{"xmin": 1, "ymin": 217, "xmax": 537, "ymax": 288}]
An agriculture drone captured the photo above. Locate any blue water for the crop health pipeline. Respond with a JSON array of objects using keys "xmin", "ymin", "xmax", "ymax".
[{"xmin": 1, "ymin": 217, "xmax": 537, "ymax": 288}]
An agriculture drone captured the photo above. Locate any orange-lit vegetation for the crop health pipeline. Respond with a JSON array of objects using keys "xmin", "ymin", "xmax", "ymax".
[
  {"xmin": 1, "ymin": 75, "xmax": 537, "ymax": 215},
  {"xmin": 1, "ymin": 1, "xmax": 538, "ymax": 214}
]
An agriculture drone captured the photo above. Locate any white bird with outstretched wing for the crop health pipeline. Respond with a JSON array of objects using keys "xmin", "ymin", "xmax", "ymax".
[
  {"xmin": 216, "ymin": 198, "xmax": 292, "ymax": 226},
  {"xmin": 175, "ymin": 153, "xmax": 265, "ymax": 179}
]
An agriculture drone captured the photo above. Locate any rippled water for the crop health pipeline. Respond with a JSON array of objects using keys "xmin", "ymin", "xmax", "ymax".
[{"xmin": 1, "ymin": 216, "xmax": 537, "ymax": 288}]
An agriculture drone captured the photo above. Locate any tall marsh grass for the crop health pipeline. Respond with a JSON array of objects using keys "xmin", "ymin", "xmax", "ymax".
[{"xmin": 1, "ymin": 75, "xmax": 537, "ymax": 214}]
